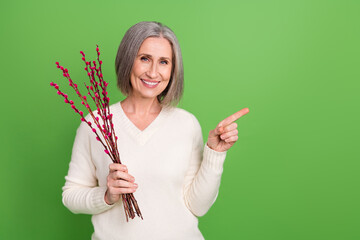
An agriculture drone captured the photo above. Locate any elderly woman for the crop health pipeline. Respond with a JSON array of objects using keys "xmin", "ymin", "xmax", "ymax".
[{"xmin": 62, "ymin": 21, "xmax": 249, "ymax": 240}]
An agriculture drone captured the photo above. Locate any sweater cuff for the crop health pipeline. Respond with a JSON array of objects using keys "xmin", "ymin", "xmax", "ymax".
[
  {"xmin": 202, "ymin": 144, "xmax": 227, "ymax": 173},
  {"xmin": 91, "ymin": 186, "xmax": 116, "ymax": 213}
]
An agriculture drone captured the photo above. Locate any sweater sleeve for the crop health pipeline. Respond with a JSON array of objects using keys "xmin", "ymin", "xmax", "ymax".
[
  {"xmin": 62, "ymin": 121, "xmax": 115, "ymax": 215},
  {"xmin": 183, "ymin": 115, "xmax": 227, "ymax": 217}
]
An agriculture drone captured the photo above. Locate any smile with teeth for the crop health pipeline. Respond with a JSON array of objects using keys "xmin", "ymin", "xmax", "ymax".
[{"xmin": 141, "ymin": 79, "xmax": 160, "ymax": 86}]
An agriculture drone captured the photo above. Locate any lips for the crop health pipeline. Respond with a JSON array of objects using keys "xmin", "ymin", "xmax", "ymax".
[{"xmin": 141, "ymin": 78, "xmax": 160, "ymax": 88}]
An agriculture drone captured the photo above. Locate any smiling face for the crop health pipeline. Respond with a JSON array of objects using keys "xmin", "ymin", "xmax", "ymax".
[{"xmin": 129, "ymin": 37, "xmax": 173, "ymax": 101}]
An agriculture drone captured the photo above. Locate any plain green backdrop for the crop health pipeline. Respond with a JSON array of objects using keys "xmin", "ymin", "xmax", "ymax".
[{"xmin": 1, "ymin": 0, "xmax": 359, "ymax": 239}]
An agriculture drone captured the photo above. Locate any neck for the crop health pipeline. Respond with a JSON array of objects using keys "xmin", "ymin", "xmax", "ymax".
[{"xmin": 121, "ymin": 95, "xmax": 162, "ymax": 116}]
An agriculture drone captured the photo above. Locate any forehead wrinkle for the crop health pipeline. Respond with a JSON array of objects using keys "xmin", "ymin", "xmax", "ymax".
[{"xmin": 138, "ymin": 53, "xmax": 172, "ymax": 61}]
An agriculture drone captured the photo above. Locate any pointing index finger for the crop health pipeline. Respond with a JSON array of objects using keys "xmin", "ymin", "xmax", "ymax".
[{"xmin": 219, "ymin": 108, "xmax": 249, "ymax": 127}]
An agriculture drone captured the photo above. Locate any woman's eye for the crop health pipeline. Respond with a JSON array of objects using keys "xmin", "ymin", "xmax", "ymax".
[
  {"xmin": 141, "ymin": 56, "xmax": 149, "ymax": 62},
  {"xmin": 160, "ymin": 60, "xmax": 168, "ymax": 65}
]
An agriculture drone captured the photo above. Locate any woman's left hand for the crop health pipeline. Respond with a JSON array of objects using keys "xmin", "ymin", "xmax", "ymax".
[{"xmin": 207, "ymin": 108, "xmax": 249, "ymax": 152}]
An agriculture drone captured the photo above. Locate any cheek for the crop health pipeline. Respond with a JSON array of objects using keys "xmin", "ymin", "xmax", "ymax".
[
  {"xmin": 132, "ymin": 62, "xmax": 144, "ymax": 77},
  {"xmin": 130, "ymin": 63, "xmax": 145, "ymax": 85},
  {"xmin": 130, "ymin": 71, "xmax": 137, "ymax": 84},
  {"xmin": 162, "ymin": 67, "xmax": 172, "ymax": 81}
]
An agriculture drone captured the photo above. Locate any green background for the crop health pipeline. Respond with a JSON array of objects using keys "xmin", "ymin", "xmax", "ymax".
[{"xmin": 1, "ymin": 0, "xmax": 359, "ymax": 239}]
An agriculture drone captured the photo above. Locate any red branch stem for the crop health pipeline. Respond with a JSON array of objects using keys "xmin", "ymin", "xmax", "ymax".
[{"xmin": 50, "ymin": 45, "xmax": 143, "ymax": 221}]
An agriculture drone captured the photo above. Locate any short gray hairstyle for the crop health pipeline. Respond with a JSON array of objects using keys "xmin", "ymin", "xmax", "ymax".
[{"xmin": 115, "ymin": 21, "xmax": 184, "ymax": 106}]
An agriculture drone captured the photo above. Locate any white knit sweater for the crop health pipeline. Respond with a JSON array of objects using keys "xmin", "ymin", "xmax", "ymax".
[{"xmin": 62, "ymin": 101, "xmax": 227, "ymax": 240}]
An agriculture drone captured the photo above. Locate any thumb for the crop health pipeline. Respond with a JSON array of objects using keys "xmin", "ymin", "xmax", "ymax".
[{"xmin": 213, "ymin": 125, "xmax": 224, "ymax": 136}]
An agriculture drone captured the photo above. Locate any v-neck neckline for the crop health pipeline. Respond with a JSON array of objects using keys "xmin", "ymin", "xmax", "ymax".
[{"xmin": 116, "ymin": 101, "xmax": 171, "ymax": 145}]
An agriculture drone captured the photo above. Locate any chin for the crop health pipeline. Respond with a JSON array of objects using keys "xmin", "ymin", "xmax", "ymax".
[{"xmin": 139, "ymin": 90, "xmax": 164, "ymax": 100}]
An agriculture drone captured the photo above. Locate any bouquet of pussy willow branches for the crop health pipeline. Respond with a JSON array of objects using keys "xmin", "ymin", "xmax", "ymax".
[{"xmin": 50, "ymin": 45, "xmax": 143, "ymax": 221}]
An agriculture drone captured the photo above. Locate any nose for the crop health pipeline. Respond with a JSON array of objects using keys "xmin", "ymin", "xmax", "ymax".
[{"xmin": 146, "ymin": 62, "xmax": 158, "ymax": 79}]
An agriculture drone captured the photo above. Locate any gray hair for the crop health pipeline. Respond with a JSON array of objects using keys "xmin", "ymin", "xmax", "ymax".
[{"xmin": 115, "ymin": 21, "xmax": 184, "ymax": 106}]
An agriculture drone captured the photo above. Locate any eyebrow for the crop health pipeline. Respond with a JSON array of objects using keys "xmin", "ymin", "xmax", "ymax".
[{"xmin": 138, "ymin": 53, "xmax": 171, "ymax": 61}]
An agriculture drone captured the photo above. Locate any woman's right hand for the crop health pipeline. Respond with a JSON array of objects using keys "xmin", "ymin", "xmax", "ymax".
[{"xmin": 105, "ymin": 163, "xmax": 138, "ymax": 205}]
